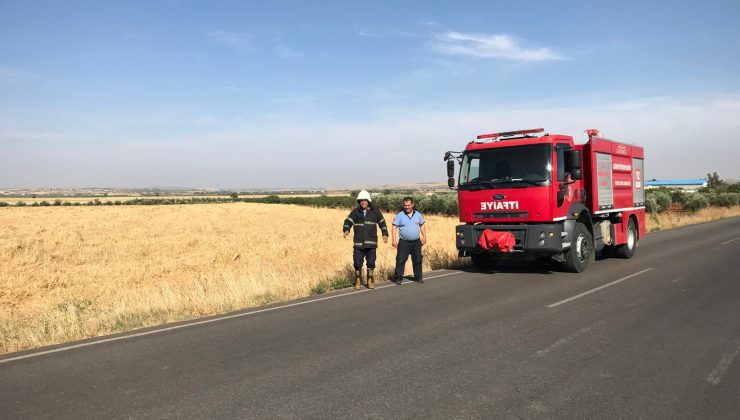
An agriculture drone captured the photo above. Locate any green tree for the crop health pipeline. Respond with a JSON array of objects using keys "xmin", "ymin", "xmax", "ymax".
[
  {"xmin": 645, "ymin": 195, "xmax": 658, "ymax": 213},
  {"xmin": 706, "ymin": 172, "xmax": 724, "ymax": 190},
  {"xmin": 669, "ymin": 189, "xmax": 688, "ymax": 206},
  {"xmin": 683, "ymin": 193, "xmax": 709, "ymax": 213},
  {"xmin": 647, "ymin": 189, "xmax": 672, "ymax": 213}
]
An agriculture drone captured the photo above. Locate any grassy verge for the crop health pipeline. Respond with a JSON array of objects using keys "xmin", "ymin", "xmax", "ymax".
[{"xmin": 645, "ymin": 206, "xmax": 740, "ymax": 232}]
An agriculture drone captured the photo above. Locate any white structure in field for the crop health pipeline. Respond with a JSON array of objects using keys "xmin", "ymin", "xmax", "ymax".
[{"xmin": 644, "ymin": 179, "xmax": 707, "ymax": 192}]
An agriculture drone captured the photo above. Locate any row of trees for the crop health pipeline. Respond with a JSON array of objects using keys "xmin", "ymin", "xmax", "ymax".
[
  {"xmin": 2, "ymin": 173, "xmax": 737, "ymax": 215},
  {"xmin": 241, "ymin": 193, "xmax": 459, "ymax": 215},
  {"xmin": 0, "ymin": 192, "xmax": 461, "ymax": 215},
  {"xmin": 0, "ymin": 197, "xmax": 237, "ymax": 208}
]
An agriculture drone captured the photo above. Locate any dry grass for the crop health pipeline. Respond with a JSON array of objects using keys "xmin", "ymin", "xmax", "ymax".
[
  {"xmin": 645, "ymin": 206, "xmax": 740, "ymax": 232},
  {"xmin": 0, "ymin": 203, "xmax": 462, "ymax": 354}
]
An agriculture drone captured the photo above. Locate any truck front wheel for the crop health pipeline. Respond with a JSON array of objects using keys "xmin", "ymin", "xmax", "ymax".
[
  {"xmin": 471, "ymin": 253, "xmax": 497, "ymax": 270},
  {"xmin": 615, "ymin": 218, "xmax": 638, "ymax": 258},
  {"xmin": 563, "ymin": 222, "xmax": 595, "ymax": 273}
]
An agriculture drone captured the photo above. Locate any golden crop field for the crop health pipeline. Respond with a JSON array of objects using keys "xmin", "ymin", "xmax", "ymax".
[
  {"xmin": 0, "ymin": 203, "xmax": 461, "ymax": 354},
  {"xmin": 1, "ymin": 203, "xmax": 738, "ymax": 354}
]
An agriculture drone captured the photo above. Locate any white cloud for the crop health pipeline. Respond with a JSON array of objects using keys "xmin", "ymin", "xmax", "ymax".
[
  {"xmin": 432, "ymin": 31, "xmax": 564, "ymax": 62},
  {"xmin": 275, "ymin": 44, "xmax": 304, "ymax": 58},
  {"xmin": 353, "ymin": 25, "xmax": 418, "ymax": 38},
  {"xmin": 207, "ymin": 31, "xmax": 305, "ymax": 58},
  {"xmin": 0, "ymin": 65, "xmax": 32, "ymax": 82},
  {"xmin": 206, "ymin": 30, "xmax": 256, "ymax": 51}
]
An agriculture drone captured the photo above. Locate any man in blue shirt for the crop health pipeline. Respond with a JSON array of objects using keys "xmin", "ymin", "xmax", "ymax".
[{"xmin": 392, "ymin": 196, "xmax": 427, "ymax": 285}]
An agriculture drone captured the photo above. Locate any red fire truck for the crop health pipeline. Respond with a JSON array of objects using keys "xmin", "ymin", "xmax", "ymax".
[{"xmin": 444, "ymin": 128, "xmax": 645, "ymax": 272}]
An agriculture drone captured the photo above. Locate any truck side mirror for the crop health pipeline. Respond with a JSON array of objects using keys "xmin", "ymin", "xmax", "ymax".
[
  {"xmin": 563, "ymin": 150, "xmax": 582, "ymax": 181},
  {"xmin": 447, "ymin": 160, "xmax": 456, "ymax": 189},
  {"xmin": 565, "ymin": 150, "xmax": 581, "ymax": 170}
]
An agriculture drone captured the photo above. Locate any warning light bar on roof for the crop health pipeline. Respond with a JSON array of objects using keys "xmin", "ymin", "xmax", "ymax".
[{"xmin": 476, "ymin": 128, "xmax": 544, "ymax": 140}]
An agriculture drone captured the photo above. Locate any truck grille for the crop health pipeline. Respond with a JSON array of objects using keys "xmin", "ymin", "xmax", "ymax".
[{"xmin": 474, "ymin": 211, "xmax": 529, "ymax": 219}]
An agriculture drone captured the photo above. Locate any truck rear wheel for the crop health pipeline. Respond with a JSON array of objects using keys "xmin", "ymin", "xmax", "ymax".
[
  {"xmin": 615, "ymin": 218, "xmax": 638, "ymax": 258},
  {"xmin": 563, "ymin": 222, "xmax": 594, "ymax": 273},
  {"xmin": 471, "ymin": 253, "xmax": 497, "ymax": 270}
]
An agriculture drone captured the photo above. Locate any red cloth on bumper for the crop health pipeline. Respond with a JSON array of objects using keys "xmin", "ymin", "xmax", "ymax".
[{"xmin": 477, "ymin": 229, "xmax": 515, "ymax": 253}]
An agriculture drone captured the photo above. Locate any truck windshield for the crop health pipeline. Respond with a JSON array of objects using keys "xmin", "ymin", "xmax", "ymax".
[{"xmin": 459, "ymin": 144, "xmax": 551, "ymax": 189}]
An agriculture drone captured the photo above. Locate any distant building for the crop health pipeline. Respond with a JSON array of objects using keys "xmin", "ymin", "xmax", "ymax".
[{"xmin": 645, "ymin": 179, "xmax": 707, "ymax": 192}]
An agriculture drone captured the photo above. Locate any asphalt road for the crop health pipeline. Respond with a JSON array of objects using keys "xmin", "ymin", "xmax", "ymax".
[{"xmin": 1, "ymin": 218, "xmax": 739, "ymax": 419}]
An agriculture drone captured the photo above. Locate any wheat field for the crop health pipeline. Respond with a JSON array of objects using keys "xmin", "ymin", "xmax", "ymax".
[{"xmin": 0, "ymin": 203, "xmax": 461, "ymax": 354}]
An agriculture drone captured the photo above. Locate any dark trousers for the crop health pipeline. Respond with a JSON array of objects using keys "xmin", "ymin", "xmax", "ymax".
[
  {"xmin": 353, "ymin": 248, "xmax": 377, "ymax": 270},
  {"xmin": 394, "ymin": 239, "xmax": 422, "ymax": 280}
]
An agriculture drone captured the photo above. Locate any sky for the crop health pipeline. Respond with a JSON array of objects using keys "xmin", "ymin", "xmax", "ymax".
[{"xmin": 1, "ymin": 0, "xmax": 739, "ymax": 189}]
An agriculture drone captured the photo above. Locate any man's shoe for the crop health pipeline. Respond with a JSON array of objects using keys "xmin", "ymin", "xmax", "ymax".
[
  {"xmin": 393, "ymin": 278, "xmax": 402, "ymax": 285},
  {"xmin": 354, "ymin": 270, "xmax": 362, "ymax": 290},
  {"xmin": 416, "ymin": 278, "xmax": 425, "ymax": 283}
]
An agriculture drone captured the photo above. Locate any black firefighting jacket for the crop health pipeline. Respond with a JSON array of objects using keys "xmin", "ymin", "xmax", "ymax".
[{"xmin": 343, "ymin": 206, "xmax": 389, "ymax": 249}]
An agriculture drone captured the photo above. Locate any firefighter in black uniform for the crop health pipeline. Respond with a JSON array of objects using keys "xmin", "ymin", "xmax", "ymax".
[{"xmin": 343, "ymin": 190, "xmax": 389, "ymax": 289}]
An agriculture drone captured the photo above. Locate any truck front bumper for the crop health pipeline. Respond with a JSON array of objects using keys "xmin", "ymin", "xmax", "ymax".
[{"xmin": 456, "ymin": 223, "xmax": 566, "ymax": 256}]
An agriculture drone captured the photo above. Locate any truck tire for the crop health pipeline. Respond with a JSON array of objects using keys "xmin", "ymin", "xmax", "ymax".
[
  {"xmin": 615, "ymin": 218, "xmax": 638, "ymax": 258},
  {"xmin": 471, "ymin": 253, "xmax": 497, "ymax": 270},
  {"xmin": 563, "ymin": 222, "xmax": 594, "ymax": 273}
]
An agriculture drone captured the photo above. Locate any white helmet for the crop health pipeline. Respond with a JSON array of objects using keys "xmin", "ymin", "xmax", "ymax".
[{"xmin": 356, "ymin": 190, "xmax": 372, "ymax": 203}]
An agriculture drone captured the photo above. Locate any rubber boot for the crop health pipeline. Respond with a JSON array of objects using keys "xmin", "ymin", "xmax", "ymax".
[
  {"xmin": 354, "ymin": 270, "xmax": 362, "ymax": 290},
  {"xmin": 367, "ymin": 268, "xmax": 375, "ymax": 289}
]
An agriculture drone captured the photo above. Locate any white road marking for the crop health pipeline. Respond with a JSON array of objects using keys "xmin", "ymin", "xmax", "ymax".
[
  {"xmin": 671, "ymin": 275, "xmax": 688, "ymax": 284},
  {"xmin": 547, "ymin": 268, "xmax": 654, "ymax": 308},
  {"xmin": 720, "ymin": 237, "xmax": 740, "ymax": 245},
  {"xmin": 534, "ymin": 320, "xmax": 604, "ymax": 358},
  {"xmin": 425, "ymin": 272, "xmax": 464, "ymax": 280},
  {"xmin": 706, "ymin": 344, "xmax": 740, "ymax": 386},
  {"xmin": 0, "ymin": 270, "xmax": 463, "ymax": 364}
]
